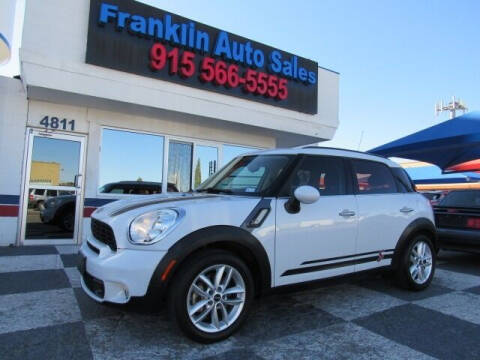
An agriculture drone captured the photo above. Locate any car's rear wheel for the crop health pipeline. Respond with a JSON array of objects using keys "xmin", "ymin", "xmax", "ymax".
[
  {"xmin": 396, "ymin": 234, "xmax": 436, "ymax": 291},
  {"xmin": 59, "ymin": 210, "xmax": 74, "ymax": 232},
  {"xmin": 168, "ymin": 250, "xmax": 254, "ymax": 343}
]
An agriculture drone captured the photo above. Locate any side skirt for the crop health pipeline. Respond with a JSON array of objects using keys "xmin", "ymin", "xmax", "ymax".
[{"xmin": 268, "ymin": 266, "xmax": 392, "ymax": 296}]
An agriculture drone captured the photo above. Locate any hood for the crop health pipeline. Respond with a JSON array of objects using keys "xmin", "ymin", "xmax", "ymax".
[
  {"xmin": 92, "ymin": 192, "xmax": 221, "ymax": 217},
  {"xmin": 90, "ymin": 192, "xmax": 264, "ymax": 251}
]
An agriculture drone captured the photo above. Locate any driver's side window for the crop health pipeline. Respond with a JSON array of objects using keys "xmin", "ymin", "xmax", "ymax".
[{"xmin": 281, "ymin": 156, "xmax": 346, "ymax": 197}]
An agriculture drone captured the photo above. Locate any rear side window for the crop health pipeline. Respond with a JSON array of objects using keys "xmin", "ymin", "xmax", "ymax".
[
  {"xmin": 392, "ymin": 167, "xmax": 415, "ymax": 193},
  {"xmin": 352, "ymin": 159, "xmax": 397, "ymax": 194},
  {"xmin": 439, "ymin": 191, "xmax": 480, "ymax": 208},
  {"xmin": 281, "ymin": 155, "xmax": 346, "ymax": 196}
]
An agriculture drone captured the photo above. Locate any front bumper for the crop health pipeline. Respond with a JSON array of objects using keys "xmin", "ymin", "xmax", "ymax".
[
  {"xmin": 40, "ymin": 207, "xmax": 55, "ymax": 224},
  {"xmin": 79, "ymin": 235, "xmax": 166, "ymax": 303},
  {"xmin": 437, "ymin": 228, "xmax": 480, "ymax": 246}
]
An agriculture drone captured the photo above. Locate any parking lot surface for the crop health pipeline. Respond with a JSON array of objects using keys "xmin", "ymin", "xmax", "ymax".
[{"xmin": 0, "ymin": 246, "xmax": 479, "ymax": 360}]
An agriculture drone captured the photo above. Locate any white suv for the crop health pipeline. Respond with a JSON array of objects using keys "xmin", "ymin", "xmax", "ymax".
[{"xmin": 79, "ymin": 147, "xmax": 436, "ymax": 342}]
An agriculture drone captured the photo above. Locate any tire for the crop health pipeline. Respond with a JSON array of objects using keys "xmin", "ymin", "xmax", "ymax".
[
  {"xmin": 59, "ymin": 210, "xmax": 74, "ymax": 232},
  {"xmin": 396, "ymin": 234, "xmax": 436, "ymax": 291},
  {"xmin": 167, "ymin": 249, "xmax": 254, "ymax": 343}
]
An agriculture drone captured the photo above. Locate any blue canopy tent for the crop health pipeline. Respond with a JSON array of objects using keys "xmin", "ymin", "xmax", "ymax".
[{"xmin": 369, "ymin": 112, "xmax": 480, "ymax": 172}]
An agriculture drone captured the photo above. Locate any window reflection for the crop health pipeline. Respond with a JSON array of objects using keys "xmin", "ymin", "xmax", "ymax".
[
  {"xmin": 168, "ymin": 141, "xmax": 193, "ymax": 192},
  {"xmin": 30, "ymin": 137, "xmax": 80, "ymax": 186},
  {"xmin": 223, "ymin": 145, "xmax": 257, "ymax": 165},
  {"xmin": 99, "ymin": 129, "xmax": 164, "ymax": 192},
  {"xmin": 194, "ymin": 145, "xmax": 218, "ymax": 189}
]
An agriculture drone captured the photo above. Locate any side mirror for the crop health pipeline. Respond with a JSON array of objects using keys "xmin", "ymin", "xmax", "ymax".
[{"xmin": 285, "ymin": 185, "xmax": 320, "ymax": 214}]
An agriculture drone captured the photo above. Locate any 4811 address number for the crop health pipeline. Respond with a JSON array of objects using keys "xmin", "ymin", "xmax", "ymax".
[{"xmin": 40, "ymin": 116, "xmax": 75, "ymax": 131}]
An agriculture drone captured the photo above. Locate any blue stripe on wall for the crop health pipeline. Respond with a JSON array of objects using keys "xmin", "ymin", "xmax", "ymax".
[
  {"xmin": 84, "ymin": 198, "xmax": 117, "ymax": 207},
  {"xmin": 0, "ymin": 195, "xmax": 20, "ymax": 205}
]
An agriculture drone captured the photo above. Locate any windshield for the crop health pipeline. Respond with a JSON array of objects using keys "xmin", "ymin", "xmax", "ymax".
[{"xmin": 196, "ymin": 155, "xmax": 294, "ymax": 196}]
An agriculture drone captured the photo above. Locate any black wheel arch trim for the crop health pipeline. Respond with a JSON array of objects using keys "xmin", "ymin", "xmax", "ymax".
[
  {"xmin": 147, "ymin": 225, "xmax": 272, "ymax": 298},
  {"xmin": 392, "ymin": 217, "xmax": 437, "ymax": 270}
]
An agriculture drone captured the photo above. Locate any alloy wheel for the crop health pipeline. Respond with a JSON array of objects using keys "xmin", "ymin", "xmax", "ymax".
[
  {"xmin": 409, "ymin": 241, "xmax": 433, "ymax": 285},
  {"xmin": 186, "ymin": 264, "xmax": 246, "ymax": 333}
]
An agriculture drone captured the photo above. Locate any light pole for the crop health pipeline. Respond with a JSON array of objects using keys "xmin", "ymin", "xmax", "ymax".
[{"xmin": 435, "ymin": 96, "xmax": 468, "ymax": 119}]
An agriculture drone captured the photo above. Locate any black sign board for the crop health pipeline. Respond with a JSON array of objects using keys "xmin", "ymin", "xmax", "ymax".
[{"xmin": 86, "ymin": 0, "xmax": 318, "ymax": 114}]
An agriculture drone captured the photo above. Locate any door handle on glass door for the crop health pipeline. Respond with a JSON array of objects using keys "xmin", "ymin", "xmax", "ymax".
[
  {"xmin": 339, "ymin": 210, "xmax": 356, "ymax": 217},
  {"xmin": 400, "ymin": 207, "xmax": 414, "ymax": 213},
  {"xmin": 74, "ymin": 174, "xmax": 83, "ymax": 188}
]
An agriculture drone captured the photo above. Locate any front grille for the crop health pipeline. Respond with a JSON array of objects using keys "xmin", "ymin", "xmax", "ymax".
[
  {"xmin": 83, "ymin": 271, "xmax": 105, "ymax": 299},
  {"xmin": 91, "ymin": 218, "xmax": 117, "ymax": 251}
]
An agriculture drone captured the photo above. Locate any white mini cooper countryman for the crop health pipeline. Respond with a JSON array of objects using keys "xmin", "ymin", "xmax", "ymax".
[{"xmin": 79, "ymin": 147, "xmax": 436, "ymax": 342}]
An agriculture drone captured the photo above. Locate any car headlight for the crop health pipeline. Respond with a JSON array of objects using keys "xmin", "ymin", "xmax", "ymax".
[{"xmin": 129, "ymin": 208, "xmax": 183, "ymax": 245}]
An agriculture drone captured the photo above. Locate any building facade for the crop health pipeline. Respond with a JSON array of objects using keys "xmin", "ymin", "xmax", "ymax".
[{"xmin": 0, "ymin": 0, "xmax": 339, "ymax": 246}]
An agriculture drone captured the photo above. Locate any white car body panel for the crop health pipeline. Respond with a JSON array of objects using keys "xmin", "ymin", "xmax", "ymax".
[{"xmin": 274, "ymin": 195, "xmax": 358, "ymax": 286}]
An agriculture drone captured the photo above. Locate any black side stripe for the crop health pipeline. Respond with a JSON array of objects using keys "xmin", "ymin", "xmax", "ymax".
[
  {"xmin": 302, "ymin": 249, "xmax": 395, "ymax": 265},
  {"xmin": 281, "ymin": 254, "xmax": 394, "ymax": 277}
]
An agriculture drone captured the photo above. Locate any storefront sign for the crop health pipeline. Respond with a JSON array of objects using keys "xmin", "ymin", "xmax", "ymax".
[{"xmin": 86, "ymin": 0, "xmax": 318, "ymax": 114}]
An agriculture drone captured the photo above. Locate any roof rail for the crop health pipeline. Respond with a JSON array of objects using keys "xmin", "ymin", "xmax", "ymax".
[{"xmin": 301, "ymin": 146, "xmax": 390, "ymax": 160}]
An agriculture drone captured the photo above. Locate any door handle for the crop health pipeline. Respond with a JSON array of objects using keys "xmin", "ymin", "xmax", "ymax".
[
  {"xmin": 339, "ymin": 209, "xmax": 356, "ymax": 217},
  {"xmin": 74, "ymin": 174, "xmax": 83, "ymax": 188},
  {"xmin": 400, "ymin": 207, "xmax": 414, "ymax": 213}
]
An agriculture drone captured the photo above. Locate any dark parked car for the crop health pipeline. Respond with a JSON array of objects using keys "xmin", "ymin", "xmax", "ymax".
[
  {"xmin": 422, "ymin": 191, "xmax": 448, "ymax": 206},
  {"xmin": 99, "ymin": 181, "xmax": 179, "ymax": 194},
  {"xmin": 41, "ymin": 181, "xmax": 179, "ymax": 231},
  {"xmin": 434, "ymin": 190, "xmax": 480, "ymax": 253}
]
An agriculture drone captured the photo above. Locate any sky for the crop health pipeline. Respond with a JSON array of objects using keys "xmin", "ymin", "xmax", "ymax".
[
  {"xmin": 1, "ymin": 0, "xmax": 479, "ymax": 152},
  {"xmin": 31, "ymin": 137, "xmax": 81, "ymax": 185}
]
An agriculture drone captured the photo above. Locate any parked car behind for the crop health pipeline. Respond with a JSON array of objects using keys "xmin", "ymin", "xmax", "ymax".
[
  {"xmin": 434, "ymin": 190, "xmax": 480, "ymax": 253},
  {"xmin": 41, "ymin": 181, "xmax": 179, "ymax": 231},
  {"xmin": 422, "ymin": 191, "xmax": 448, "ymax": 206}
]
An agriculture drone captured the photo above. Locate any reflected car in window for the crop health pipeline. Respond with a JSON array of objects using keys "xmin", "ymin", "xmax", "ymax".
[
  {"xmin": 28, "ymin": 188, "xmax": 74, "ymax": 210},
  {"xmin": 40, "ymin": 181, "xmax": 179, "ymax": 231},
  {"xmin": 99, "ymin": 181, "xmax": 179, "ymax": 194}
]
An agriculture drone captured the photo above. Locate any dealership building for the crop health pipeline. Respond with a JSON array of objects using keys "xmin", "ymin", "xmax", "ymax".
[{"xmin": 0, "ymin": 0, "xmax": 339, "ymax": 247}]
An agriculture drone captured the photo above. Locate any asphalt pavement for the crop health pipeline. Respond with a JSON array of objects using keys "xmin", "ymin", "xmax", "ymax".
[{"xmin": 0, "ymin": 246, "xmax": 479, "ymax": 360}]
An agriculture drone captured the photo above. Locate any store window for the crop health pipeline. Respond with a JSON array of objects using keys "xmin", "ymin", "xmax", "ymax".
[
  {"xmin": 223, "ymin": 145, "xmax": 257, "ymax": 165},
  {"xmin": 193, "ymin": 145, "xmax": 218, "ymax": 189},
  {"xmin": 352, "ymin": 160, "xmax": 397, "ymax": 194},
  {"xmin": 168, "ymin": 141, "xmax": 193, "ymax": 192},
  {"xmin": 99, "ymin": 129, "xmax": 164, "ymax": 194}
]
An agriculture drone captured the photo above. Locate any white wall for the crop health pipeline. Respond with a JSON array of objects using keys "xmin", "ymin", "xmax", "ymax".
[
  {"xmin": 0, "ymin": 77, "xmax": 27, "ymax": 246},
  {"xmin": 20, "ymin": 0, "xmax": 339, "ymax": 145}
]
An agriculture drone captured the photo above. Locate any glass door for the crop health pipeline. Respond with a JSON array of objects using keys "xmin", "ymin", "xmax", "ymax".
[
  {"xmin": 193, "ymin": 145, "xmax": 218, "ymax": 189},
  {"xmin": 21, "ymin": 130, "xmax": 85, "ymax": 244},
  {"xmin": 168, "ymin": 141, "xmax": 193, "ymax": 192}
]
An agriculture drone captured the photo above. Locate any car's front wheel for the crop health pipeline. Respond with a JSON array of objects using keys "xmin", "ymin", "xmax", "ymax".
[
  {"xmin": 396, "ymin": 235, "xmax": 436, "ymax": 291},
  {"xmin": 168, "ymin": 250, "xmax": 254, "ymax": 343}
]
